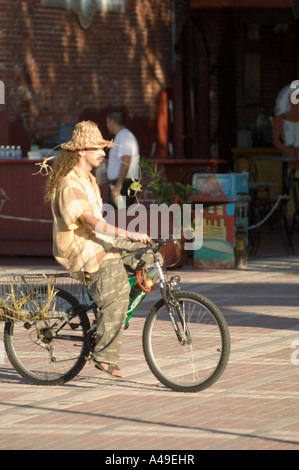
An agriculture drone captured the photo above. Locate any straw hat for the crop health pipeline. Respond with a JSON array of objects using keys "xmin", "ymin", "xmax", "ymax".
[{"xmin": 60, "ymin": 120, "xmax": 114, "ymax": 150}]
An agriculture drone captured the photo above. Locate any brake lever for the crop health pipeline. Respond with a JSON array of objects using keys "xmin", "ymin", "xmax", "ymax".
[
  {"xmin": 148, "ymin": 239, "xmax": 158, "ymax": 249},
  {"xmin": 148, "ymin": 235, "xmax": 174, "ymax": 248}
]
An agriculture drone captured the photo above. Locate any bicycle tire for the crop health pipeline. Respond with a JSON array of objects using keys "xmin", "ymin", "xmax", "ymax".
[
  {"xmin": 4, "ymin": 288, "xmax": 90, "ymax": 386},
  {"xmin": 142, "ymin": 291, "xmax": 230, "ymax": 393}
]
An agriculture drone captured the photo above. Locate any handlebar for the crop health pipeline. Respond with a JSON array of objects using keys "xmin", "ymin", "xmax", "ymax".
[
  {"xmin": 148, "ymin": 239, "xmax": 158, "ymax": 249},
  {"xmin": 147, "ymin": 238, "xmax": 171, "ymax": 251}
]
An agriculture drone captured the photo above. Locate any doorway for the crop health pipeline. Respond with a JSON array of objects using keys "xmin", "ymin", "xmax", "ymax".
[{"xmin": 181, "ymin": 18, "xmax": 210, "ymax": 158}]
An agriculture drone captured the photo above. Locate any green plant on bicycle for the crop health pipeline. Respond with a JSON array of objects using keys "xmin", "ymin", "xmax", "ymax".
[{"xmin": 2, "ymin": 239, "xmax": 230, "ymax": 393}]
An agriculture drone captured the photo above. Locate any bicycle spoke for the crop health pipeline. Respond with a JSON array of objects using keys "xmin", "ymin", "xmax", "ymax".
[
  {"xmin": 4, "ymin": 289, "xmax": 90, "ymax": 385},
  {"xmin": 143, "ymin": 291, "xmax": 230, "ymax": 392}
]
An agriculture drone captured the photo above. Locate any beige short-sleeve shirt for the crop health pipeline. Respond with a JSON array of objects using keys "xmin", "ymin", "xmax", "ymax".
[{"xmin": 51, "ymin": 166, "xmax": 119, "ymax": 280}]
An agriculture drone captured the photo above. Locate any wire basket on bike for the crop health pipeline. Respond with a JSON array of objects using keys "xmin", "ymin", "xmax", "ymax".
[{"xmin": 0, "ymin": 272, "xmax": 85, "ymax": 322}]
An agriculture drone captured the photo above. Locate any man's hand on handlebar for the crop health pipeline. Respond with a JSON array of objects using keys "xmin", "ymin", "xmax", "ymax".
[{"xmin": 127, "ymin": 231, "xmax": 151, "ymax": 244}]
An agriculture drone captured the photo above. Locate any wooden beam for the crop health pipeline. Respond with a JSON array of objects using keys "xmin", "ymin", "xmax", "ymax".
[{"xmin": 190, "ymin": 0, "xmax": 294, "ymax": 8}]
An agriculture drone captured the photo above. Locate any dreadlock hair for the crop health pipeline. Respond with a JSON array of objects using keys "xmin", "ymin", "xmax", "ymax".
[{"xmin": 44, "ymin": 149, "xmax": 80, "ymax": 203}]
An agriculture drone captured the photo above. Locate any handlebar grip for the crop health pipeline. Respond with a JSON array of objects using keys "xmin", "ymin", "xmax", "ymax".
[
  {"xmin": 148, "ymin": 238, "xmax": 171, "ymax": 249},
  {"xmin": 148, "ymin": 239, "xmax": 158, "ymax": 249}
]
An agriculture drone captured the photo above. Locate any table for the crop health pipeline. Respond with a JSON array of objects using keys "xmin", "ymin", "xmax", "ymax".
[
  {"xmin": 256, "ymin": 156, "xmax": 295, "ymax": 255},
  {"xmin": 0, "ymin": 158, "xmax": 53, "ymax": 255},
  {"xmin": 248, "ymin": 181, "xmax": 278, "ymax": 210},
  {"xmin": 248, "ymin": 181, "xmax": 278, "ymax": 189},
  {"xmin": 258, "ymin": 156, "xmax": 297, "ymax": 194},
  {"xmin": 151, "ymin": 158, "xmax": 228, "ymax": 183},
  {"xmin": 231, "ymin": 147, "xmax": 283, "ymax": 198}
]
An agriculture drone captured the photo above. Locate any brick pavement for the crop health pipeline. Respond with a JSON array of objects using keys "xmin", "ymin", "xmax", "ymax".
[{"xmin": 0, "ymin": 255, "xmax": 299, "ymax": 451}]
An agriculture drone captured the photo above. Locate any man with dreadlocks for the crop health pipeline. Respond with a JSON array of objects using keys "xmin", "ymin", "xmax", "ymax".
[{"xmin": 44, "ymin": 121, "xmax": 150, "ymax": 378}]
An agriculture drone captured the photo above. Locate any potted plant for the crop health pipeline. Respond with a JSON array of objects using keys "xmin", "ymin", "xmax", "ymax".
[
  {"xmin": 138, "ymin": 158, "xmax": 195, "ymax": 267},
  {"xmin": 139, "ymin": 158, "xmax": 194, "ymax": 206}
]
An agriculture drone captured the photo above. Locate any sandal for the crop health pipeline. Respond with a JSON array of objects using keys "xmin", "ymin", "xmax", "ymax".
[{"xmin": 92, "ymin": 358, "xmax": 122, "ymax": 378}]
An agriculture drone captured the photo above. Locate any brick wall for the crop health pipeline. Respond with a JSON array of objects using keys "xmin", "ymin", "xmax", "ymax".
[
  {"xmin": 0, "ymin": 0, "xmax": 177, "ymax": 156},
  {"xmin": 3, "ymin": 3, "xmax": 294, "ymax": 164}
]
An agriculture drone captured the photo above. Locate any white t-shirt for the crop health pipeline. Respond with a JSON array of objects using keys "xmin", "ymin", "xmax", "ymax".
[
  {"xmin": 283, "ymin": 119, "xmax": 299, "ymax": 147},
  {"xmin": 107, "ymin": 128, "xmax": 140, "ymax": 181}
]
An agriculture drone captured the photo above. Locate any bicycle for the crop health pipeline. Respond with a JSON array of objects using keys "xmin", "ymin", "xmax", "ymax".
[{"xmin": 2, "ymin": 240, "xmax": 230, "ymax": 393}]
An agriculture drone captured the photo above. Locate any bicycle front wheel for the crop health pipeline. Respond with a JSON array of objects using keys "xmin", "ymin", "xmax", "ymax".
[
  {"xmin": 4, "ymin": 289, "xmax": 90, "ymax": 386},
  {"xmin": 142, "ymin": 291, "xmax": 230, "ymax": 393}
]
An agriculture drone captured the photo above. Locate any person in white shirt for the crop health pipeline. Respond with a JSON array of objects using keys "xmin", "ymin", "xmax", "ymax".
[
  {"xmin": 273, "ymin": 83, "xmax": 299, "ymax": 158},
  {"xmin": 106, "ymin": 109, "xmax": 140, "ymax": 208}
]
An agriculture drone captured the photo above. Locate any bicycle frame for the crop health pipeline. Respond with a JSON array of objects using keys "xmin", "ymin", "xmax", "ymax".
[
  {"xmin": 63, "ymin": 241, "xmax": 186, "ymax": 347},
  {"xmin": 82, "ymin": 242, "xmax": 167, "ymax": 324},
  {"xmin": 126, "ymin": 245, "xmax": 188, "ymax": 345}
]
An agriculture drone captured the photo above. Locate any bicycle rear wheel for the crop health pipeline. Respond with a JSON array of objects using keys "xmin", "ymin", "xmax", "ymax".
[
  {"xmin": 4, "ymin": 289, "xmax": 90, "ymax": 386},
  {"xmin": 142, "ymin": 291, "xmax": 230, "ymax": 393}
]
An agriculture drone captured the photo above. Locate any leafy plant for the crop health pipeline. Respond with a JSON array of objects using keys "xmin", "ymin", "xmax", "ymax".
[{"xmin": 140, "ymin": 158, "xmax": 195, "ymax": 206}]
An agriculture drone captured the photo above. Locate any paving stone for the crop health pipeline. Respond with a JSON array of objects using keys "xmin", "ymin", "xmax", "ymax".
[{"xmin": 0, "ymin": 253, "xmax": 299, "ymax": 450}]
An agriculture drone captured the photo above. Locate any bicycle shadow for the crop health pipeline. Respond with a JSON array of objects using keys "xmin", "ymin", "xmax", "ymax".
[
  {"xmin": 0, "ymin": 367, "xmax": 28, "ymax": 384},
  {"xmin": 62, "ymin": 369, "xmax": 170, "ymax": 392},
  {"xmin": 0, "ymin": 365, "xmax": 168, "ymax": 392}
]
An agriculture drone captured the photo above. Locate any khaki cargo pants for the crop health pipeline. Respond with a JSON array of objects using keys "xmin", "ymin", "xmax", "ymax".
[
  {"xmin": 85, "ymin": 256, "xmax": 130, "ymax": 365},
  {"xmin": 84, "ymin": 239, "xmax": 161, "ymax": 366}
]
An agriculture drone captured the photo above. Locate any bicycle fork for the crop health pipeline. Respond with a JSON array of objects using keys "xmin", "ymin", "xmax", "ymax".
[{"xmin": 155, "ymin": 261, "xmax": 190, "ymax": 346}]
